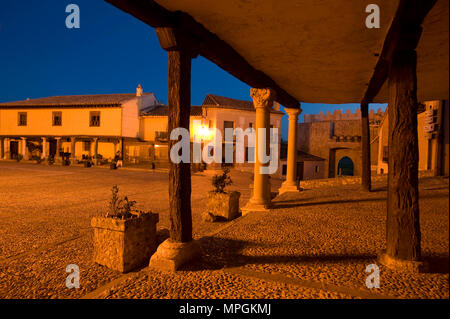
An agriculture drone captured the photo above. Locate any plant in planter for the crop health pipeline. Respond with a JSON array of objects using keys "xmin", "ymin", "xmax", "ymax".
[
  {"xmin": 91, "ymin": 185, "xmax": 159, "ymax": 272},
  {"xmin": 203, "ymin": 168, "xmax": 240, "ymax": 222}
]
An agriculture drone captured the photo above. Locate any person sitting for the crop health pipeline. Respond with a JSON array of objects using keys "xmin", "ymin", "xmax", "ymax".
[{"xmin": 114, "ymin": 151, "xmax": 123, "ymax": 168}]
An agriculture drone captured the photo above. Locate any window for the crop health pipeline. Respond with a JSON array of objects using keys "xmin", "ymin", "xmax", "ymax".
[
  {"xmin": 155, "ymin": 131, "xmax": 168, "ymax": 141},
  {"xmin": 52, "ymin": 111, "xmax": 62, "ymax": 126},
  {"xmin": 315, "ymin": 166, "xmax": 319, "ymax": 173},
  {"xmin": 18, "ymin": 112, "xmax": 27, "ymax": 126},
  {"xmin": 249, "ymin": 122, "xmax": 253, "ymax": 129},
  {"xmin": 223, "ymin": 121, "xmax": 234, "ymax": 130},
  {"xmin": 90, "ymin": 111, "xmax": 100, "ymax": 127},
  {"xmin": 382, "ymin": 146, "xmax": 389, "ymax": 163},
  {"xmin": 83, "ymin": 141, "xmax": 91, "ymax": 152}
]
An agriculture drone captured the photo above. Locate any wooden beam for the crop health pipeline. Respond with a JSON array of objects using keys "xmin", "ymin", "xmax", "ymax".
[
  {"xmin": 362, "ymin": 0, "xmax": 438, "ymax": 104},
  {"xmin": 386, "ymin": 48, "xmax": 421, "ymax": 261},
  {"xmin": 360, "ymin": 102, "xmax": 371, "ymax": 191},
  {"xmin": 105, "ymin": 0, "xmax": 299, "ymax": 108}
]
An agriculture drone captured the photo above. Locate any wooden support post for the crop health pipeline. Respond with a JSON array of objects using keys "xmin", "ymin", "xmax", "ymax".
[
  {"xmin": 149, "ymin": 26, "xmax": 201, "ymax": 272},
  {"xmin": 167, "ymin": 48, "xmax": 193, "ymax": 243},
  {"xmin": 361, "ymin": 102, "xmax": 371, "ymax": 191},
  {"xmin": 379, "ymin": 49, "xmax": 423, "ymax": 272}
]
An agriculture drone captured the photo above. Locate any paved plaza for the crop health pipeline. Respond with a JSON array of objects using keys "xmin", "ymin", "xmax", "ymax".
[{"xmin": 0, "ymin": 162, "xmax": 448, "ymax": 299}]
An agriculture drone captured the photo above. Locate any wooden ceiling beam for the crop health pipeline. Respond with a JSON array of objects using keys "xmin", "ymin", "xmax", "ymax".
[
  {"xmin": 362, "ymin": 0, "xmax": 438, "ymax": 104},
  {"xmin": 105, "ymin": 0, "xmax": 300, "ymax": 108}
]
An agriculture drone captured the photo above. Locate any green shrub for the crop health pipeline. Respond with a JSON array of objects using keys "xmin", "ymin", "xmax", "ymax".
[
  {"xmin": 106, "ymin": 185, "xmax": 144, "ymax": 219},
  {"xmin": 212, "ymin": 167, "xmax": 232, "ymax": 193}
]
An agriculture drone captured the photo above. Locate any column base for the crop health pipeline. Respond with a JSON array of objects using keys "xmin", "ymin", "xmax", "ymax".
[
  {"xmin": 378, "ymin": 250, "xmax": 428, "ymax": 273},
  {"xmin": 278, "ymin": 181, "xmax": 301, "ymax": 195},
  {"xmin": 149, "ymin": 238, "xmax": 201, "ymax": 272},
  {"xmin": 241, "ymin": 198, "xmax": 271, "ymax": 215}
]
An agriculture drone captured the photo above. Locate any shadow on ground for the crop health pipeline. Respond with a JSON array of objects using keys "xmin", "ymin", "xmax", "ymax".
[
  {"xmin": 178, "ymin": 236, "xmax": 449, "ymax": 275},
  {"xmin": 179, "ymin": 236, "xmax": 377, "ymax": 271}
]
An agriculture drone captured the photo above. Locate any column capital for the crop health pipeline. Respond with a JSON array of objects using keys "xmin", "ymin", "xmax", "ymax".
[
  {"xmin": 55, "ymin": 137, "xmax": 61, "ymax": 140},
  {"xmin": 285, "ymin": 107, "xmax": 302, "ymax": 118},
  {"xmin": 42, "ymin": 137, "xmax": 47, "ymax": 141},
  {"xmin": 21, "ymin": 137, "xmax": 27, "ymax": 141},
  {"xmin": 250, "ymin": 88, "xmax": 276, "ymax": 109}
]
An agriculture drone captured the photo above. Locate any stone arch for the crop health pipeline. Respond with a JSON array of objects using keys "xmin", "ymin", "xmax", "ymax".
[
  {"xmin": 337, "ymin": 156, "xmax": 354, "ymax": 176},
  {"xmin": 328, "ymin": 148, "xmax": 361, "ymax": 178}
]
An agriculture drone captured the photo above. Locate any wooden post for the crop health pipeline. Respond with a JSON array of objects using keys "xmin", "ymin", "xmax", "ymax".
[
  {"xmin": 167, "ymin": 50, "xmax": 193, "ymax": 242},
  {"xmin": 149, "ymin": 27, "xmax": 201, "ymax": 272},
  {"xmin": 156, "ymin": 27, "xmax": 197, "ymax": 243},
  {"xmin": 386, "ymin": 49, "xmax": 421, "ymax": 262},
  {"xmin": 361, "ymin": 102, "xmax": 371, "ymax": 191}
]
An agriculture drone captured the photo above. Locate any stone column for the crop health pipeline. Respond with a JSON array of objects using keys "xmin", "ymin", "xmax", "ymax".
[
  {"xmin": 279, "ymin": 107, "xmax": 301, "ymax": 195},
  {"xmin": 242, "ymin": 88, "xmax": 276, "ymax": 213},
  {"xmin": 55, "ymin": 137, "xmax": 62, "ymax": 161},
  {"xmin": 21, "ymin": 137, "xmax": 28, "ymax": 160},
  {"xmin": 41, "ymin": 137, "xmax": 47, "ymax": 159},
  {"xmin": 0, "ymin": 137, "xmax": 4, "ymax": 160},
  {"xmin": 93, "ymin": 138, "xmax": 99, "ymax": 165},
  {"xmin": 70, "ymin": 137, "xmax": 76, "ymax": 164},
  {"xmin": 4, "ymin": 138, "xmax": 10, "ymax": 159}
]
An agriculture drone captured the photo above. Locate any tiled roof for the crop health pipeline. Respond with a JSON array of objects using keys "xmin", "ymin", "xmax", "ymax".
[
  {"xmin": 297, "ymin": 150, "xmax": 326, "ymax": 162},
  {"xmin": 141, "ymin": 105, "xmax": 203, "ymax": 117},
  {"xmin": 280, "ymin": 149, "xmax": 326, "ymax": 161},
  {"xmin": 0, "ymin": 93, "xmax": 153, "ymax": 108},
  {"xmin": 202, "ymin": 94, "xmax": 284, "ymax": 114}
]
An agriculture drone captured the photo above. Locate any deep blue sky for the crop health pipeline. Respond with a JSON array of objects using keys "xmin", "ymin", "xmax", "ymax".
[{"xmin": 0, "ymin": 0, "xmax": 386, "ymax": 140}]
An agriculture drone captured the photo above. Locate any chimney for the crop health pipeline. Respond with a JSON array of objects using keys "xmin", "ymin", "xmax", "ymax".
[
  {"xmin": 274, "ymin": 101, "xmax": 280, "ymax": 111},
  {"xmin": 136, "ymin": 84, "xmax": 143, "ymax": 111},
  {"xmin": 136, "ymin": 84, "xmax": 143, "ymax": 97}
]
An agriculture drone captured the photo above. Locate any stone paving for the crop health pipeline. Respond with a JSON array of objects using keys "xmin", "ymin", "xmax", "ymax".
[{"xmin": 0, "ymin": 161, "xmax": 448, "ymax": 299}]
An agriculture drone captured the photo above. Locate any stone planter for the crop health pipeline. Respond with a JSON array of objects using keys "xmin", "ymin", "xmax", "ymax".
[
  {"xmin": 203, "ymin": 191, "xmax": 240, "ymax": 221},
  {"xmin": 91, "ymin": 213, "xmax": 159, "ymax": 272}
]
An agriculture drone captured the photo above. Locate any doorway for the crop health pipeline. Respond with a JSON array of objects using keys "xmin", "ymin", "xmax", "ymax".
[
  {"xmin": 10, "ymin": 141, "xmax": 19, "ymax": 159},
  {"xmin": 337, "ymin": 156, "xmax": 354, "ymax": 176}
]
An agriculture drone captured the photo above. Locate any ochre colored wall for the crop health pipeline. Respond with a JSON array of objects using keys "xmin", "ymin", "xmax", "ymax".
[{"xmin": 0, "ymin": 107, "xmax": 122, "ymax": 137}]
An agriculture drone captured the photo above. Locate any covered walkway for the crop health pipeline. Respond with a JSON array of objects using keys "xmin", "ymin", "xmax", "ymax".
[{"xmin": 105, "ymin": 0, "xmax": 449, "ymax": 273}]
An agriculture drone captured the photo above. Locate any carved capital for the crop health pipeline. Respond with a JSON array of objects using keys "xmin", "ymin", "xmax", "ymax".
[
  {"xmin": 285, "ymin": 107, "xmax": 302, "ymax": 119},
  {"xmin": 250, "ymin": 88, "xmax": 276, "ymax": 109}
]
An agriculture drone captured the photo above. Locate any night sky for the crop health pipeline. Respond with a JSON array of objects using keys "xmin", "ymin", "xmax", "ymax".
[{"xmin": 0, "ymin": 0, "xmax": 386, "ymax": 140}]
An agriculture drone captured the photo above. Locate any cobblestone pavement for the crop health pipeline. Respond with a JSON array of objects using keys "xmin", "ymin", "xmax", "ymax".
[{"xmin": 0, "ymin": 161, "xmax": 448, "ymax": 299}]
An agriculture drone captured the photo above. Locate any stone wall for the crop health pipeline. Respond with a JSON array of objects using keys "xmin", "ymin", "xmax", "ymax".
[
  {"xmin": 297, "ymin": 115, "xmax": 381, "ymax": 178},
  {"xmin": 304, "ymin": 108, "xmax": 384, "ymax": 124}
]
